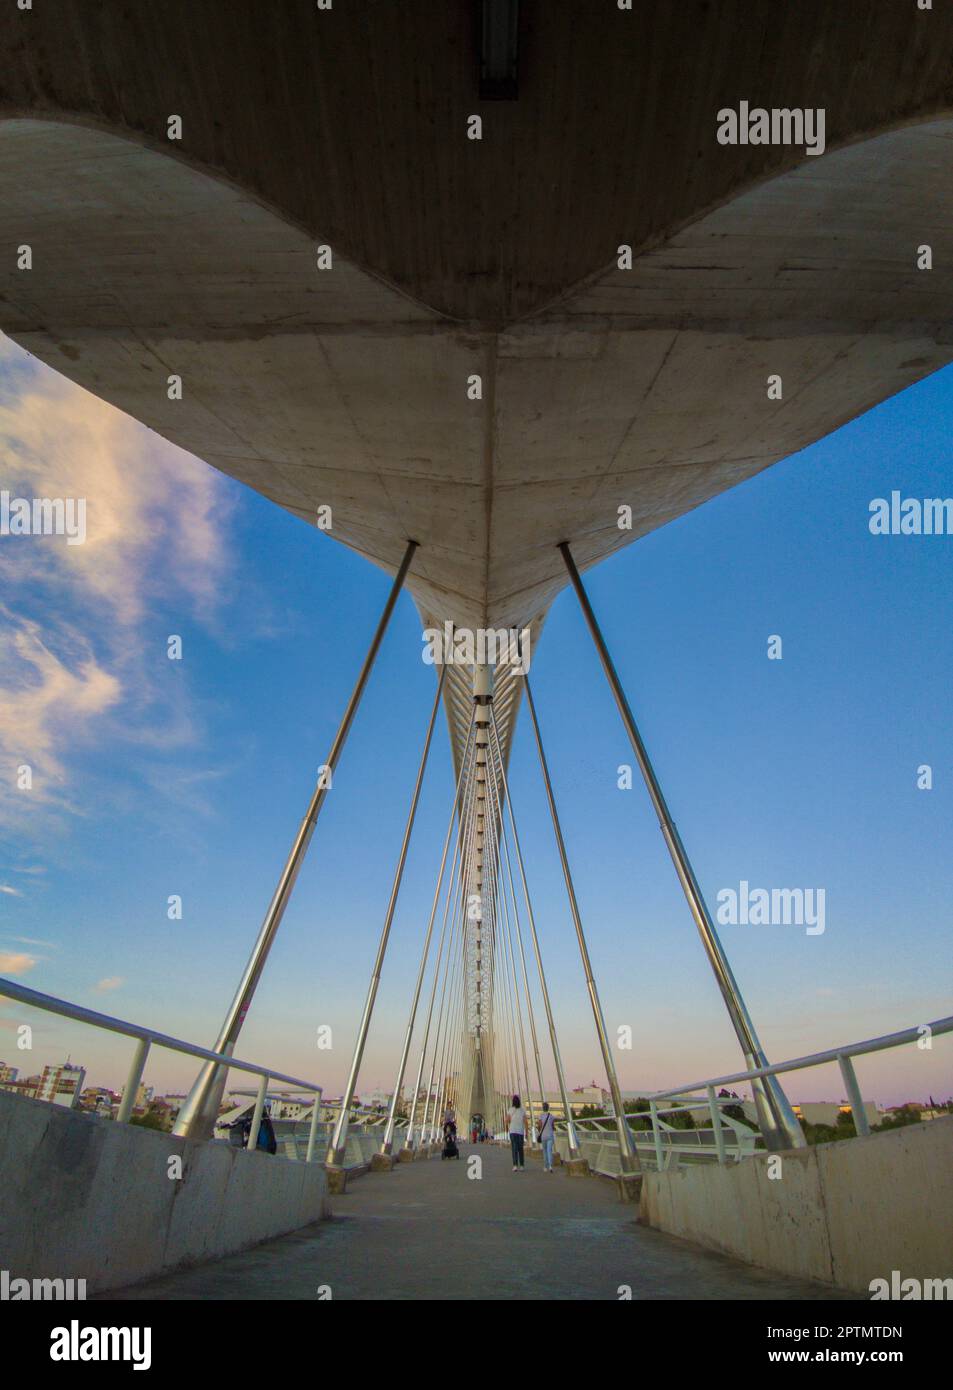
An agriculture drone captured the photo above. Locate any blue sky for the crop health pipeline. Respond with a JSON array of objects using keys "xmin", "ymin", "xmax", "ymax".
[{"xmin": 0, "ymin": 339, "xmax": 950, "ymax": 1108}]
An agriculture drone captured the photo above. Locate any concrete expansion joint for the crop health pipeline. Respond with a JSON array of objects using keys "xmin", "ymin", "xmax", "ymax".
[
  {"xmin": 564, "ymin": 1157, "xmax": 591, "ymax": 1178},
  {"xmin": 325, "ymin": 1166, "xmax": 349, "ymax": 1195},
  {"xmin": 616, "ymin": 1172, "xmax": 643, "ymax": 1204}
]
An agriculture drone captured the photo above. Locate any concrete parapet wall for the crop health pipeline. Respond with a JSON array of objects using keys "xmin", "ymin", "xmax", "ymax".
[
  {"xmin": 640, "ymin": 1116, "xmax": 953, "ymax": 1293},
  {"xmin": 0, "ymin": 1089, "xmax": 329, "ymax": 1295}
]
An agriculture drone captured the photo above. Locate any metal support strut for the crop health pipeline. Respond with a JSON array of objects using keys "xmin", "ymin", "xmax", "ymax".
[
  {"xmin": 326, "ymin": 657, "xmax": 447, "ymax": 1170},
  {"xmin": 522, "ymin": 672, "xmax": 640, "ymax": 1174},
  {"xmin": 558, "ymin": 541, "xmax": 805, "ymax": 1152},
  {"xmin": 487, "ymin": 706, "xmax": 582, "ymax": 1160},
  {"xmin": 174, "ymin": 540, "xmax": 418, "ymax": 1141},
  {"xmin": 380, "ymin": 707, "xmax": 477, "ymax": 1157}
]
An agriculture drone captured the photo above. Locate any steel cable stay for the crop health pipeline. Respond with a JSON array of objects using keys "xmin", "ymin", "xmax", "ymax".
[
  {"xmin": 491, "ymin": 846, "xmax": 526, "ymax": 1132},
  {"xmin": 491, "ymin": 761, "xmax": 544, "ymax": 1139},
  {"xmin": 380, "ymin": 709, "xmax": 478, "ymax": 1159},
  {"xmin": 400, "ymin": 718, "xmax": 479, "ymax": 1154},
  {"xmin": 425, "ymin": 849, "xmax": 470, "ymax": 1144},
  {"xmin": 484, "ymin": 743, "xmax": 546, "ymax": 1138},
  {"xmin": 326, "ymin": 659, "xmax": 448, "ymax": 1172},
  {"xmin": 487, "ymin": 704, "xmax": 583, "ymax": 1165},
  {"xmin": 519, "ymin": 672, "xmax": 640, "ymax": 1177}
]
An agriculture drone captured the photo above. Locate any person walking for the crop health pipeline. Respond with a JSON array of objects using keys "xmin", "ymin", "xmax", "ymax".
[
  {"xmin": 537, "ymin": 1101, "xmax": 555, "ymax": 1172},
  {"xmin": 508, "ymin": 1094, "xmax": 526, "ymax": 1171}
]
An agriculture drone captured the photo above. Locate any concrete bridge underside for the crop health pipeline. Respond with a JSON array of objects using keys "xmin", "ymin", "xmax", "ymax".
[
  {"xmin": 2, "ymin": 3, "xmax": 953, "ymax": 656},
  {"xmin": 2, "ymin": 7, "xmax": 951, "ymax": 1288},
  {"xmin": 2, "ymin": 115, "xmax": 953, "ymax": 650}
]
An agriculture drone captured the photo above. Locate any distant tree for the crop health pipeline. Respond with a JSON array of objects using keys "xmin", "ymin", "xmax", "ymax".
[
  {"xmin": 801, "ymin": 1121, "xmax": 836, "ymax": 1146},
  {"xmin": 800, "ymin": 1120, "xmax": 855, "ymax": 1146},
  {"xmin": 872, "ymin": 1105, "xmax": 921, "ymax": 1134},
  {"xmin": 664, "ymin": 1107, "xmax": 696, "ymax": 1131},
  {"xmin": 621, "ymin": 1098, "xmax": 652, "ymax": 1133},
  {"xmin": 129, "ymin": 1110, "xmax": 165, "ymax": 1131},
  {"xmin": 717, "ymin": 1088, "xmax": 752, "ymax": 1126}
]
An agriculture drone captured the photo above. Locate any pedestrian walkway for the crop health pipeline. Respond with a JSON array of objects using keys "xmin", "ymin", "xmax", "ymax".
[{"xmin": 111, "ymin": 1144, "xmax": 854, "ymax": 1300}]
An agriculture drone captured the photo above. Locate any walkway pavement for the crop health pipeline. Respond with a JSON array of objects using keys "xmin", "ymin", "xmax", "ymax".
[{"xmin": 112, "ymin": 1144, "xmax": 854, "ymax": 1301}]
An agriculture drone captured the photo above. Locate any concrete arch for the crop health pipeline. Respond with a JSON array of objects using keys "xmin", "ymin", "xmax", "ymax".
[
  {"xmin": 0, "ymin": 117, "xmax": 474, "ymax": 621},
  {"xmin": 8, "ymin": 4, "xmax": 953, "ymax": 305},
  {"xmin": 3, "ymin": 113, "xmax": 953, "ymax": 650},
  {"xmin": 3, "ymin": 1, "xmax": 953, "ymax": 324}
]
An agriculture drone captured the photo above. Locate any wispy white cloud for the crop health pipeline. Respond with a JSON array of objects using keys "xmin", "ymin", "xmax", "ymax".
[
  {"xmin": 0, "ymin": 608, "xmax": 121, "ymax": 795},
  {"xmin": 0, "ymin": 884, "xmax": 23, "ymax": 897},
  {"xmin": 0, "ymin": 340, "xmax": 230, "ymax": 623},
  {"xmin": 0, "ymin": 335, "xmax": 235, "ymax": 831},
  {"xmin": 93, "ymin": 976, "xmax": 123, "ymax": 993},
  {"xmin": 0, "ymin": 951, "xmax": 36, "ymax": 975},
  {"xmin": 138, "ymin": 763, "xmax": 233, "ymax": 819}
]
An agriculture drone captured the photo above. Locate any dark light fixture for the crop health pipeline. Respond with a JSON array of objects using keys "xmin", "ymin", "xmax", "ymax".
[{"xmin": 479, "ymin": 0, "xmax": 519, "ymax": 101}]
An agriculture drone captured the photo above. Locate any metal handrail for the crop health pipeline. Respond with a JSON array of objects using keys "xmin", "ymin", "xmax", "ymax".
[
  {"xmin": 556, "ymin": 1104, "xmax": 758, "ymax": 1170},
  {"xmin": 0, "ymin": 976, "xmax": 324, "ymax": 1159},
  {"xmin": 564, "ymin": 1094, "xmax": 745, "ymax": 1126},
  {"xmin": 649, "ymin": 1014, "xmax": 953, "ymax": 1102},
  {"xmin": 554, "ymin": 1013, "xmax": 953, "ymax": 1169}
]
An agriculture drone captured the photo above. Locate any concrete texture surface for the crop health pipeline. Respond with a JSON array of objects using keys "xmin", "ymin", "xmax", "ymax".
[
  {"xmin": 4, "ymin": 5, "xmax": 953, "ymax": 645},
  {"xmin": 3, "ymin": 2, "xmax": 953, "ymax": 323},
  {"xmin": 0, "ymin": 1089, "xmax": 328, "ymax": 1296},
  {"xmin": 110, "ymin": 1141, "xmax": 854, "ymax": 1301},
  {"xmin": 4, "ymin": 116, "xmax": 953, "ymax": 648},
  {"xmin": 641, "ymin": 1118, "xmax": 953, "ymax": 1294},
  {"xmin": 817, "ymin": 1117, "xmax": 953, "ymax": 1293}
]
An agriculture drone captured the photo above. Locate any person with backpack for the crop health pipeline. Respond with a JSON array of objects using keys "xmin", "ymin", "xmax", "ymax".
[
  {"xmin": 507, "ymin": 1094, "xmax": 526, "ymax": 1171},
  {"xmin": 231, "ymin": 1107, "xmax": 278, "ymax": 1154},
  {"xmin": 256, "ymin": 1109, "xmax": 278, "ymax": 1155},
  {"xmin": 536, "ymin": 1101, "xmax": 555, "ymax": 1172}
]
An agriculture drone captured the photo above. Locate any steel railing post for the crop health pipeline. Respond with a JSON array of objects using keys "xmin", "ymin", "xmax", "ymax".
[
  {"xmin": 649, "ymin": 1099, "xmax": 664, "ymax": 1172},
  {"xmin": 247, "ymin": 1074, "xmax": 269, "ymax": 1152},
  {"xmin": 117, "ymin": 1038, "xmax": 151, "ymax": 1124},
  {"xmin": 838, "ymin": 1055, "xmax": 871, "ymax": 1137},
  {"xmin": 707, "ymin": 1086, "xmax": 728, "ymax": 1164},
  {"xmin": 306, "ymin": 1088, "xmax": 323, "ymax": 1163}
]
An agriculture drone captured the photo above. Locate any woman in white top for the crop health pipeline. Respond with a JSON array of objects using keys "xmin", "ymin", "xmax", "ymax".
[{"xmin": 508, "ymin": 1094, "xmax": 526, "ymax": 1171}]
